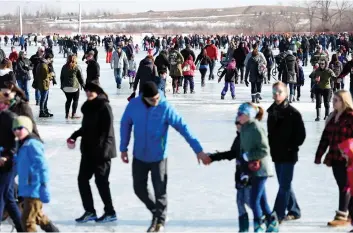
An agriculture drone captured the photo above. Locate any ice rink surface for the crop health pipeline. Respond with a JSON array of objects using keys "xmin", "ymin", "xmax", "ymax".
[{"xmin": 1, "ymin": 44, "xmax": 351, "ymax": 232}]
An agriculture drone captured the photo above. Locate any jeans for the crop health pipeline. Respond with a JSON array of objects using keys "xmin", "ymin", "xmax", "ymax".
[
  {"xmin": 35, "ymin": 89, "xmax": 41, "ymax": 103},
  {"xmin": 273, "ymin": 163, "xmax": 301, "ymax": 220},
  {"xmin": 302, "ymin": 52, "xmax": 308, "ymax": 66},
  {"xmin": 114, "ymin": 68, "xmax": 123, "ymax": 85},
  {"xmin": 17, "ymin": 78, "xmax": 29, "ymax": 101},
  {"xmin": 288, "ymin": 83, "xmax": 295, "ymax": 96},
  {"xmin": 133, "ymin": 158, "xmax": 168, "ymax": 223},
  {"xmin": 183, "ymin": 75, "xmax": 194, "ymax": 92},
  {"xmin": 199, "ymin": 69, "xmax": 207, "ymax": 86},
  {"xmin": 221, "ymin": 81, "xmax": 235, "ymax": 97},
  {"xmin": 209, "ymin": 60, "xmax": 216, "ymax": 79},
  {"xmin": 0, "ymin": 168, "xmax": 23, "ymax": 232},
  {"xmin": 153, "ymin": 47, "xmax": 160, "ymax": 56},
  {"xmin": 250, "ymin": 177, "xmax": 272, "ymax": 219},
  {"xmin": 237, "ymin": 187, "xmax": 251, "ymax": 216},
  {"xmin": 294, "ymin": 85, "xmax": 301, "ymax": 98},
  {"xmin": 39, "ymin": 90, "xmax": 49, "ymax": 112}
]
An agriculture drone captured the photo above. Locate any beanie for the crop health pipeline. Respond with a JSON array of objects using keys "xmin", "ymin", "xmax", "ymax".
[
  {"xmin": 142, "ymin": 82, "xmax": 159, "ymax": 98},
  {"xmin": 237, "ymin": 103, "xmax": 258, "ymax": 120},
  {"xmin": 12, "ymin": 116, "xmax": 33, "ymax": 133}
]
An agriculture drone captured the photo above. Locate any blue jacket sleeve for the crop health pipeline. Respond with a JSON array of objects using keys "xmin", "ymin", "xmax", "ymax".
[
  {"xmin": 166, "ymin": 103, "xmax": 203, "ymax": 154},
  {"xmin": 29, "ymin": 140, "xmax": 49, "ymax": 184},
  {"xmin": 120, "ymin": 102, "xmax": 133, "ymax": 152}
]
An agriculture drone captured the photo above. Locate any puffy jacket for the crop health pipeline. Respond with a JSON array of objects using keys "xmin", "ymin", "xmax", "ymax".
[
  {"xmin": 34, "ymin": 59, "xmax": 53, "ymax": 91},
  {"xmin": 0, "ymin": 110, "xmax": 16, "ymax": 173},
  {"xmin": 182, "ymin": 55, "xmax": 196, "ymax": 76},
  {"xmin": 16, "ymin": 136, "xmax": 49, "ymax": 200},
  {"xmin": 60, "ymin": 64, "xmax": 85, "ymax": 90},
  {"xmin": 205, "ymin": 44, "xmax": 218, "ymax": 60},
  {"xmin": 180, "ymin": 47, "xmax": 196, "ymax": 62},
  {"xmin": 155, "ymin": 51, "xmax": 170, "ymax": 74},
  {"xmin": 120, "ymin": 93, "xmax": 203, "ymax": 162},
  {"xmin": 134, "ymin": 57, "xmax": 158, "ymax": 93},
  {"xmin": 245, "ymin": 55, "xmax": 265, "ymax": 83},
  {"xmin": 280, "ymin": 54, "xmax": 298, "ymax": 84},
  {"xmin": 16, "ymin": 57, "xmax": 32, "ymax": 81},
  {"xmin": 168, "ymin": 49, "xmax": 184, "ymax": 77}
]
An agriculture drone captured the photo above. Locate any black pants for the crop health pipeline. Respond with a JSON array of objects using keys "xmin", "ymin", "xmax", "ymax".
[
  {"xmin": 237, "ymin": 65, "xmax": 244, "ymax": 82},
  {"xmin": 78, "ymin": 157, "xmax": 115, "ymax": 214},
  {"xmin": 199, "ymin": 69, "xmax": 207, "ymax": 86},
  {"xmin": 267, "ymin": 67, "xmax": 272, "ymax": 81},
  {"xmin": 251, "ymin": 81, "xmax": 262, "ymax": 95},
  {"xmin": 332, "ymin": 162, "xmax": 351, "ymax": 213},
  {"xmin": 64, "ymin": 90, "xmax": 80, "ymax": 115},
  {"xmin": 315, "ymin": 88, "xmax": 331, "ymax": 109},
  {"xmin": 132, "ymin": 158, "xmax": 167, "ymax": 223}
]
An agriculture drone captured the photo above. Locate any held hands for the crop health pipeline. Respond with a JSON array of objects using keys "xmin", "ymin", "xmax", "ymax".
[{"xmin": 197, "ymin": 151, "xmax": 212, "ymax": 165}]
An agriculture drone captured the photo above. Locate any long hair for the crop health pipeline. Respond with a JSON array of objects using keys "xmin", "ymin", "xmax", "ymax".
[
  {"xmin": 67, "ymin": 54, "xmax": 77, "ymax": 70},
  {"xmin": 245, "ymin": 102, "xmax": 264, "ymax": 121},
  {"xmin": 335, "ymin": 90, "xmax": 353, "ymax": 112},
  {"xmin": 0, "ymin": 58, "xmax": 12, "ymax": 69},
  {"xmin": 331, "ymin": 54, "xmax": 338, "ymax": 63}
]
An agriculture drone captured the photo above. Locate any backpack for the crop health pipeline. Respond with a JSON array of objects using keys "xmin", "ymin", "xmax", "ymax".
[{"xmin": 253, "ymin": 56, "xmax": 267, "ymax": 80}]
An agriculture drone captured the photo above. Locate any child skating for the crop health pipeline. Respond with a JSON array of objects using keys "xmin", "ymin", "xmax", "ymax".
[
  {"xmin": 218, "ymin": 58, "xmax": 238, "ymax": 100},
  {"xmin": 128, "ymin": 55, "xmax": 137, "ymax": 89}
]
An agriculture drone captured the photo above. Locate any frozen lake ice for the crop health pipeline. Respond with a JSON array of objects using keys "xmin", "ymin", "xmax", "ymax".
[{"xmin": 1, "ymin": 44, "xmax": 351, "ymax": 232}]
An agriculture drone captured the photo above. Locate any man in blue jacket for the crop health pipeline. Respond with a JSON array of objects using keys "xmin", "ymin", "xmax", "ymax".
[{"xmin": 120, "ymin": 82, "xmax": 209, "ymax": 232}]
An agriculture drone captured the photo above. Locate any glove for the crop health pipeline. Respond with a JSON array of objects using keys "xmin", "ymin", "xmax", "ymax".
[{"xmin": 245, "ymin": 80, "xmax": 249, "ymax": 87}]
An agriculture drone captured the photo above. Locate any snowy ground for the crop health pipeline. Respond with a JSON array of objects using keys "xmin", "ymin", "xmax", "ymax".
[{"xmin": 1, "ymin": 44, "xmax": 351, "ymax": 232}]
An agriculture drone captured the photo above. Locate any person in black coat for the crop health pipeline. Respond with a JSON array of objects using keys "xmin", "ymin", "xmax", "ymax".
[
  {"xmin": 86, "ymin": 51, "xmax": 100, "ymax": 84},
  {"xmin": 208, "ymin": 120, "xmax": 251, "ymax": 232},
  {"xmin": 154, "ymin": 50, "xmax": 170, "ymax": 75},
  {"xmin": 69, "ymin": 81, "xmax": 117, "ymax": 223},
  {"xmin": 267, "ymin": 81, "xmax": 306, "ymax": 223},
  {"xmin": 133, "ymin": 56, "xmax": 158, "ymax": 94},
  {"xmin": 180, "ymin": 45, "xmax": 196, "ymax": 62},
  {"xmin": 233, "ymin": 42, "xmax": 248, "ymax": 83},
  {"xmin": 0, "ymin": 93, "xmax": 23, "ymax": 232}
]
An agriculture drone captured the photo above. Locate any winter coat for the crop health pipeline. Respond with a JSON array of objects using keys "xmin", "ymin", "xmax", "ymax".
[
  {"xmin": 280, "ymin": 54, "xmax": 298, "ymax": 84},
  {"xmin": 155, "ymin": 51, "xmax": 170, "ymax": 74},
  {"xmin": 60, "ymin": 64, "xmax": 85, "ymax": 90},
  {"xmin": 168, "ymin": 49, "xmax": 184, "ymax": 77},
  {"xmin": 315, "ymin": 110, "xmax": 353, "ymax": 166},
  {"xmin": 233, "ymin": 47, "xmax": 248, "ymax": 67},
  {"xmin": 180, "ymin": 48, "xmax": 196, "ymax": 62},
  {"xmin": 34, "ymin": 59, "xmax": 53, "ymax": 91},
  {"xmin": 244, "ymin": 51, "xmax": 267, "ymax": 67},
  {"xmin": 309, "ymin": 67, "xmax": 336, "ymax": 89},
  {"xmin": 16, "ymin": 135, "xmax": 49, "ymax": 201},
  {"xmin": 16, "ymin": 57, "xmax": 32, "ymax": 81},
  {"xmin": 182, "ymin": 55, "xmax": 196, "ymax": 76},
  {"xmin": 219, "ymin": 67, "xmax": 238, "ymax": 82},
  {"xmin": 329, "ymin": 61, "xmax": 343, "ymax": 78},
  {"xmin": 267, "ymin": 100, "xmax": 306, "ymax": 163},
  {"xmin": 240, "ymin": 119, "xmax": 273, "ymax": 177},
  {"xmin": 0, "ymin": 110, "xmax": 16, "ymax": 173},
  {"xmin": 210, "ymin": 132, "xmax": 251, "ymax": 189},
  {"xmin": 205, "ymin": 44, "xmax": 218, "ymax": 60},
  {"xmin": 245, "ymin": 55, "xmax": 265, "ymax": 83},
  {"xmin": 195, "ymin": 54, "xmax": 211, "ymax": 69},
  {"xmin": 310, "ymin": 51, "xmax": 329, "ymax": 66},
  {"xmin": 120, "ymin": 92, "xmax": 203, "ymax": 163},
  {"xmin": 29, "ymin": 53, "xmax": 41, "ymax": 78},
  {"xmin": 279, "ymin": 39, "xmax": 290, "ymax": 53},
  {"xmin": 86, "ymin": 59, "xmax": 100, "ymax": 83},
  {"xmin": 262, "ymin": 47, "xmax": 275, "ymax": 68},
  {"xmin": 134, "ymin": 57, "xmax": 158, "ymax": 93},
  {"xmin": 0, "ymin": 69, "xmax": 16, "ymax": 89},
  {"xmin": 111, "ymin": 50, "xmax": 128, "ymax": 72},
  {"xmin": 70, "ymin": 94, "xmax": 117, "ymax": 161},
  {"xmin": 9, "ymin": 97, "xmax": 40, "ymax": 138},
  {"xmin": 0, "ymin": 48, "xmax": 5, "ymax": 63}
]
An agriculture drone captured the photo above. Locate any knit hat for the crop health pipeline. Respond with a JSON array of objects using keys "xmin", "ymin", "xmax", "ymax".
[
  {"xmin": 84, "ymin": 80, "xmax": 104, "ymax": 95},
  {"xmin": 12, "ymin": 116, "xmax": 33, "ymax": 133},
  {"xmin": 142, "ymin": 82, "xmax": 159, "ymax": 98},
  {"xmin": 237, "ymin": 103, "xmax": 259, "ymax": 120}
]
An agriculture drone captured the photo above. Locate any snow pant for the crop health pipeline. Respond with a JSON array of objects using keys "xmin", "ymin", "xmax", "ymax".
[
  {"xmin": 199, "ymin": 69, "xmax": 207, "ymax": 86},
  {"xmin": 237, "ymin": 65, "xmax": 245, "ymax": 82},
  {"xmin": 17, "ymin": 78, "xmax": 29, "ymax": 101},
  {"xmin": 332, "ymin": 161, "xmax": 351, "ymax": 213},
  {"xmin": 250, "ymin": 177, "xmax": 272, "ymax": 219},
  {"xmin": 315, "ymin": 88, "xmax": 331, "ymax": 109},
  {"xmin": 132, "ymin": 158, "xmax": 167, "ymax": 224},
  {"xmin": 64, "ymin": 90, "xmax": 80, "ymax": 116},
  {"xmin": 114, "ymin": 68, "xmax": 123, "ymax": 85},
  {"xmin": 221, "ymin": 81, "xmax": 235, "ymax": 97},
  {"xmin": 21, "ymin": 198, "xmax": 56, "ymax": 232},
  {"xmin": 209, "ymin": 60, "xmax": 216, "ymax": 79},
  {"xmin": 183, "ymin": 75, "xmax": 194, "ymax": 93},
  {"xmin": 251, "ymin": 81, "xmax": 262, "ymax": 100},
  {"xmin": 273, "ymin": 163, "xmax": 301, "ymax": 220},
  {"xmin": 237, "ymin": 187, "xmax": 251, "ymax": 216},
  {"xmin": 0, "ymin": 169, "xmax": 23, "ymax": 232},
  {"xmin": 78, "ymin": 157, "xmax": 115, "ymax": 215},
  {"xmin": 39, "ymin": 90, "xmax": 49, "ymax": 113}
]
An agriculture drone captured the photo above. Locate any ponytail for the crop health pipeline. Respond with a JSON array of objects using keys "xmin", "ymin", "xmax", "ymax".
[{"xmin": 255, "ymin": 106, "xmax": 264, "ymax": 121}]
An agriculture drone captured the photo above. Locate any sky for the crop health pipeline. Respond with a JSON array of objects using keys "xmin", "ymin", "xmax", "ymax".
[{"xmin": 0, "ymin": 0, "xmax": 289, "ymax": 15}]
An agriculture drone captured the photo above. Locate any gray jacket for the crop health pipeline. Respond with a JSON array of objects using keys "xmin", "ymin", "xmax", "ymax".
[{"xmin": 111, "ymin": 50, "xmax": 128, "ymax": 70}]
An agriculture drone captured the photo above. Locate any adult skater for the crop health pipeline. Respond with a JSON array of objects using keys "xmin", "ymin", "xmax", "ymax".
[
  {"xmin": 68, "ymin": 81, "xmax": 117, "ymax": 223},
  {"xmin": 120, "ymin": 82, "xmax": 210, "ymax": 232}
]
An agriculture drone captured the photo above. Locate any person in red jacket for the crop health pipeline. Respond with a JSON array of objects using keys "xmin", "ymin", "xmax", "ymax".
[
  {"xmin": 182, "ymin": 55, "xmax": 196, "ymax": 94},
  {"xmin": 205, "ymin": 40, "xmax": 218, "ymax": 80},
  {"xmin": 9, "ymin": 47, "xmax": 18, "ymax": 73}
]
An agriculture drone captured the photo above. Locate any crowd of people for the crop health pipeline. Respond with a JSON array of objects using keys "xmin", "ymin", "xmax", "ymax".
[{"xmin": 1, "ymin": 31, "xmax": 353, "ymax": 233}]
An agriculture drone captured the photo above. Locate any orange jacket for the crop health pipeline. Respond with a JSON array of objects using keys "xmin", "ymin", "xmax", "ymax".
[{"xmin": 205, "ymin": 44, "xmax": 218, "ymax": 60}]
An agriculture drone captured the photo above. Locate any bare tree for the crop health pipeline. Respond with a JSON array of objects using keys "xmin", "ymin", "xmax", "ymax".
[
  {"xmin": 261, "ymin": 13, "xmax": 280, "ymax": 32},
  {"xmin": 332, "ymin": 0, "xmax": 351, "ymax": 30},
  {"xmin": 284, "ymin": 12, "xmax": 306, "ymax": 32},
  {"xmin": 303, "ymin": 1, "xmax": 317, "ymax": 32}
]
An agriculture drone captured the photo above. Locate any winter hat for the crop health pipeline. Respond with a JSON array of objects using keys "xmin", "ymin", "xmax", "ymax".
[
  {"xmin": 84, "ymin": 80, "xmax": 105, "ymax": 95},
  {"xmin": 142, "ymin": 81, "xmax": 159, "ymax": 98},
  {"xmin": 12, "ymin": 116, "xmax": 33, "ymax": 133},
  {"xmin": 237, "ymin": 103, "xmax": 259, "ymax": 120}
]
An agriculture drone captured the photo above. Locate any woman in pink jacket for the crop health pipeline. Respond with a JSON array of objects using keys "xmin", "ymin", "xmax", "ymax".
[{"xmin": 182, "ymin": 55, "xmax": 196, "ymax": 94}]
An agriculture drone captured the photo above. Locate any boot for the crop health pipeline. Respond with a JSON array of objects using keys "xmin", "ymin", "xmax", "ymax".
[
  {"xmin": 327, "ymin": 210, "xmax": 349, "ymax": 227},
  {"xmin": 39, "ymin": 110, "xmax": 50, "ymax": 118},
  {"xmin": 324, "ymin": 108, "xmax": 330, "ymax": 120},
  {"xmin": 251, "ymin": 95, "xmax": 256, "ymax": 103},
  {"xmin": 40, "ymin": 221, "xmax": 60, "ymax": 232},
  {"xmin": 315, "ymin": 108, "xmax": 321, "ymax": 121},
  {"xmin": 173, "ymin": 88, "xmax": 176, "ymax": 94},
  {"xmin": 254, "ymin": 217, "xmax": 266, "ymax": 233},
  {"xmin": 232, "ymin": 96, "xmax": 235, "ymax": 100},
  {"xmin": 265, "ymin": 212, "xmax": 279, "ymax": 232},
  {"xmin": 147, "ymin": 216, "xmax": 158, "ymax": 232},
  {"xmin": 292, "ymin": 95, "xmax": 296, "ymax": 102},
  {"xmin": 45, "ymin": 110, "xmax": 54, "ymax": 117},
  {"xmin": 71, "ymin": 113, "xmax": 81, "ymax": 119},
  {"xmin": 221, "ymin": 95, "xmax": 225, "ymax": 100},
  {"xmin": 65, "ymin": 113, "xmax": 69, "ymax": 119},
  {"xmin": 238, "ymin": 213, "xmax": 249, "ymax": 232}
]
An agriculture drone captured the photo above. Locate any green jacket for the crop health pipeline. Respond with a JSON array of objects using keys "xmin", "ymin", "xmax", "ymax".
[
  {"xmin": 35, "ymin": 62, "xmax": 52, "ymax": 91},
  {"xmin": 240, "ymin": 119, "xmax": 273, "ymax": 177},
  {"xmin": 309, "ymin": 68, "xmax": 336, "ymax": 89},
  {"xmin": 310, "ymin": 51, "xmax": 328, "ymax": 66},
  {"xmin": 60, "ymin": 64, "xmax": 85, "ymax": 90}
]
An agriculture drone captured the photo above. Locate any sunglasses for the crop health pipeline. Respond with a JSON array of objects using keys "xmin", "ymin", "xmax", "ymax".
[
  {"xmin": 319, "ymin": 63, "xmax": 325, "ymax": 66},
  {"xmin": 272, "ymin": 89, "xmax": 284, "ymax": 95},
  {"xmin": 13, "ymin": 126, "xmax": 25, "ymax": 131}
]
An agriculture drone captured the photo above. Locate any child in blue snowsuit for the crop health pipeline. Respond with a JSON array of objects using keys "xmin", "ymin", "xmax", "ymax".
[{"xmin": 208, "ymin": 118, "xmax": 251, "ymax": 232}]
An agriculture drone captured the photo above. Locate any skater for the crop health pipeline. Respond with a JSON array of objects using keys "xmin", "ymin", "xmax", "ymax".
[
  {"xmin": 110, "ymin": 46, "xmax": 128, "ymax": 89},
  {"xmin": 208, "ymin": 117, "xmax": 251, "ymax": 232},
  {"xmin": 168, "ymin": 44, "xmax": 184, "ymax": 94},
  {"xmin": 181, "ymin": 55, "xmax": 196, "ymax": 94},
  {"xmin": 128, "ymin": 54, "xmax": 137, "ymax": 89},
  {"xmin": 120, "ymin": 82, "xmax": 210, "ymax": 232},
  {"xmin": 236, "ymin": 102, "xmax": 279, "ymax": 232},
  {"xmin": 195, "ymin": 48, "xmax": 211, "ymax": 87},
  {"xmin": 13, "ymin": 116, "xmax": 59, "ymax": 232},
  {"xmin": 68, "ymin": 81, "xmax": 117, "ymax": 223},
  {"xmin": 315, "ymin": 90, "xmax": 353, "ymax": 227},
  {"xmin": 218, "ymin": 58, "xmax": 237, "ymax": 100},
  {"xmin": 133, "ymin": 55, "xmax": 158, "ymax": 94}
]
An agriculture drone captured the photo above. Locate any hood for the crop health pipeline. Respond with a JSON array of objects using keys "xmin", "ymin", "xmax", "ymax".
[{"xmin": 0, "ymin": 68, "xmax": 12, "ymax": 76}]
